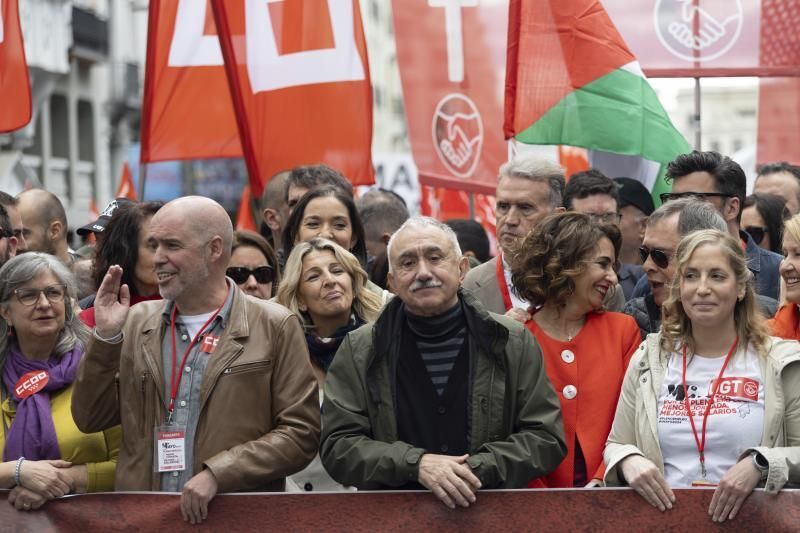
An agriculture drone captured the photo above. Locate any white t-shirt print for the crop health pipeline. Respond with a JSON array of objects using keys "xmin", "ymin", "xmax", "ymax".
[{"xmin": 657, "ymin": 346, "xmax": 764, "ymax": 487}]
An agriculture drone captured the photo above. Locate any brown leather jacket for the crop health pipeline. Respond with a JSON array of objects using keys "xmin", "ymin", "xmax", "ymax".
[{"xmin": 71, "ymin": 289, "xmax": 320, "ymax": 492}]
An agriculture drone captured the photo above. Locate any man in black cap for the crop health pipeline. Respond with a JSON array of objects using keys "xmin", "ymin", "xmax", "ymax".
[
  {"xmin": 614, "ymin": 177, "xmax": 654, "ymax": 300},
  {"xmin": 77, "ymin": 198, "xmax": 136, "ymax": 242},
  {"xmin": 75, "ymin": 198, "xmax": 136, "ymax": 306}
]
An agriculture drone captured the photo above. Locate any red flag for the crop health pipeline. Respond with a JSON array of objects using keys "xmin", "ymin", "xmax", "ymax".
[
  {"xmin": 235, "ymin": 185, "xmax": 257, "ymax": 232},
  {"xmin": 140, "ymin": 0, "xmax": 242, "ymax": 162},
  {"xmin": 0, "ymin": 0, "xmax": 31, "ymax": 133},
  {"xmin": 210, "ymin": 0, "xmax": 374, "ymax": 198},
  {"xmin": 756, "ymin": 1, "xmax": 800, "ymax": 166},
  {"xmin": 115, "ymin": 162, "xmax": 138, "ymax": 200},
  {"xmin": 392, "ymin": 0, "xmax": 507, "ymax": 195}
]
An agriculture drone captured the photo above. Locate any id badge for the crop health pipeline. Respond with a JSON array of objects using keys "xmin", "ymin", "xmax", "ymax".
[{"xmin": 154, "ymin": 425, "xmax": 187, "ymax": 472}]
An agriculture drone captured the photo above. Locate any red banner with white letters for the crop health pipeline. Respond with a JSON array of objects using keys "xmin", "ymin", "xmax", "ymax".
[
  {"xmin": 210, "ymin": 0, "xmax": 374, "ymax": 198},
  {"xmin": 0, "ymin": 0, "xmax": 31, "ymax": 133},
  {"xmin": 140, "ymin": 0, "xmax": 242, "ymax": 163},
  {"xmin": 392, "ymin": 0, "xmax": 507, "ymax": 195}
]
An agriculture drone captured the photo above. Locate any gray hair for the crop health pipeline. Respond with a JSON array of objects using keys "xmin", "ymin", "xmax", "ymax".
[
  {"xmin": 0, "ymin": 253, "xmax": 89, "ymax": 368},
  {"xmin": 357, "ymin": 189, "xmax": 410, "ymax": 242},
  {"xmin": 498, "ymin": 155, "xmax": 565, "ymax": 208},
  {"xmin": 677, "ymin": 200, "xmax": 728, "ymax": 236},
  {"xmin": 386, "ymin": 216, "xmax": 462, "ymax": 273},
  {"xmin": 647, "ymin": 197, "xmax": 694, "ymax": 228}
]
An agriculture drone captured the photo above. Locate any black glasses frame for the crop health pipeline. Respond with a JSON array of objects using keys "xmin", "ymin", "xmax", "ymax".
[
  {"xmin": 638, "ymin": 246, "xmax": 671, "ymax": 269},
  {"xmin": 226, "ymin": 266, "xmax": 275, "ymax": 285},
  {"xmin": 659, "ymin": 192, "xmax": 735, "ymax": 204}
]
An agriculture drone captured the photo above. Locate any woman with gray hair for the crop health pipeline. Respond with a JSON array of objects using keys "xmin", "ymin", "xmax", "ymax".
[{"xmin": 0, "ymin": 253, "xmax": 119, "ymax": 511}]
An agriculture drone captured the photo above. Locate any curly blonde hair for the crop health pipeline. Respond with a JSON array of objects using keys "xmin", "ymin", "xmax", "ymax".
[
  {"xmin": 660, "ymin": 229, "xmax": 769, "ymax": 356},
  {"xmin": 276, "ymin": 238, "xmax": 382, "ymax": 325},
  {"xmin": 510, "ymin": 212, "xmax": 621, "ymax": 308}
]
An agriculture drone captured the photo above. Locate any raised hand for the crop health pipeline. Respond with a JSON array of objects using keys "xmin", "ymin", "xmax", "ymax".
[{"xmin": 94, "ymin": 265, "xmax": 131, "ymax": 339}]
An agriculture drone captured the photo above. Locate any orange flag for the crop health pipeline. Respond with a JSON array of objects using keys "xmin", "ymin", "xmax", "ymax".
[
  {"xmin": 211, "ymin": 0, "xmax": 374, "ymax": 198},
  {"xmin": 140, "ymin": 0, "xmax": 242, "ymax": 162},
  {"xmin": 236, "ymin": 185, "xmax": 257, "ymax": 232},
  {"xmin": 0, "ymin": 0, "xmax": 32, "ymax": 133},
  {"xmin": 115, "ymin": 162, "xmax": 138, "ymax": 200}
]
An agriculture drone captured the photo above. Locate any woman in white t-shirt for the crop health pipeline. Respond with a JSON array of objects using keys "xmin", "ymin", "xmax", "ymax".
[{"xmin": 604, "ymin": 229, "xmax": 800, "ymax": 523}]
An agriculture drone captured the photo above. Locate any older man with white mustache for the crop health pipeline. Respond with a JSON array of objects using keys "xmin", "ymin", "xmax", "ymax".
[{"xmin": 320, "ymin": 216, "xmax": 566, "ymax": 510}]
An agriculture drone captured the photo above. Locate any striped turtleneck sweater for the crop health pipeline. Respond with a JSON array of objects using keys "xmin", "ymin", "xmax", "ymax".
[{"xmin": 405, "ymin": 302, "xmax": 467, "ymax": 396}]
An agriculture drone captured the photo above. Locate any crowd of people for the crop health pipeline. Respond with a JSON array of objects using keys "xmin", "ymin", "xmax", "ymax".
[{"xmin": 0, "ymin": 153, "xmax": 798, "ymax": 524}]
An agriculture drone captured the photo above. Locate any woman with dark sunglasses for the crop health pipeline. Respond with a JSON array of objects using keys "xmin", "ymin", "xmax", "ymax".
[
  {"xmin": 227, "ymin": 231, "xmax": 280, "ymax": 299},
  {"xmin": 511, "ymin": 212, "xmax": 641, "ymax": 488},
  {"xmin": 276, "ymin": 238, "xmax": 382, "ymax": 492},
  {"xmin": 741, "ymin": 194, "xmax": 790, "ymax": 255}
]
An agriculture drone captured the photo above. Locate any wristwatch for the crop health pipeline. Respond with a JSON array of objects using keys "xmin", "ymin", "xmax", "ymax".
[{"xmin": 750, "ymin": 451, "xmax": 769, "ymax": 481}]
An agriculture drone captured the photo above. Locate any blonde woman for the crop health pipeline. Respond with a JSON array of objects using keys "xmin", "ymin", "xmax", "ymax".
[
  {"xmin": 768, "ymin": 213, "xmax": 800, "ymax": 339},
  {"xmin": 604, "ymin": 229, "xmax": 800, "ymax": 523},
  {"xmin": 277, "ymin": 238, "xmax": 382, "ymax": 492}
]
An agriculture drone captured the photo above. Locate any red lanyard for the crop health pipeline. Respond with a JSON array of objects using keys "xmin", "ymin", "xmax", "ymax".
[
  {"xmin": 495, "ymin": 256, "xmax": 513, "ymax": 312},
  {"xmin": 681, "ymin": 336, "xmax": 738, "ymax": 479},
  {"xmin": 167, "ymin": 298, "xmax": 226, "ymax": 422}
]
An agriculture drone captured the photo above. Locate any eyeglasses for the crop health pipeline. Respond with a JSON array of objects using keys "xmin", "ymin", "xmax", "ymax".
[
  {"xmin": 659, "ymin": 192, "xmax": 735, "ymax": 204},
  {"xmin": 226, "ymin": 266, "xmax": 275, "ymax": 285},
  {"xmin": 587, "ymin": 212, "xmax": 622, "ymax": 224},
  {"xmin": 14, "ymin": 284, "xmax": 67, "ymax": 306},
  {"xmin": 639, "ymin": 246, "xmax": 672, "ymax": 269},
  {"xmin": 745, "ymin": 226, "xmax": 766, "ymax": 245}
]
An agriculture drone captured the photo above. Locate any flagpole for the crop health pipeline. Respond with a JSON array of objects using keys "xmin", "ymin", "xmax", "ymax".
[
  {"xmin": 693, "ymin": 77, "xmax": 702, "ymax": 151},
  {"xmin": 692, "ymin": 0, "xmax": 701, "ymax": 151},
  {"xmin": 468, "ymin": 192, "xmax": 476, "ymax": 219},
  {"xmin": 138, "ymin": 162, "xmax": 148, "ymax": 200}
]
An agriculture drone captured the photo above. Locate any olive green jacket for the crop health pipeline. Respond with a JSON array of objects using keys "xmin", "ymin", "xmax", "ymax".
[{"xmin": 320, "ymin": 289, "xmax": 566, "ymax": 489}]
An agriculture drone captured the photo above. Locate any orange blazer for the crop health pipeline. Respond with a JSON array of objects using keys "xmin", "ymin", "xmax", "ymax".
[{"xmin": 526, "ymin": 311, "xmax": 641, "ymax": 488}]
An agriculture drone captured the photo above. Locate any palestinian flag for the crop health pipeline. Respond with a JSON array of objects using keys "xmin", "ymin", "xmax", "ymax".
[{"xmin": 504, "ymin": 0, "xmax": 690, "ymax": 203}]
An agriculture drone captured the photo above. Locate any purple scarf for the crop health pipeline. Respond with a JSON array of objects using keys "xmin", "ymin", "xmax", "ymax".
[{"xmin": 2, "ymin": 343, "xmax": 82, "ymax": 461}]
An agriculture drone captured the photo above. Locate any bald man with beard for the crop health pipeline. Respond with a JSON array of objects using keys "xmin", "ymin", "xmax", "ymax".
[
  {"xmin": 72, "ymin": 196, "xmax": 320, "ymax": 524},
  {"xmin": 16, "ymin": 189, "xmax": 73, "ymax": 264}
]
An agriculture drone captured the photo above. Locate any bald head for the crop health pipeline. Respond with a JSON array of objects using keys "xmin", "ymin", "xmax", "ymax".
[
  {"xmin": 148, "ymin": 196, "xmax": 234, "ymax": 313},
  {"xmin": 157, "ymin": 196, "xmax": 233, "ymax": 259},
  {"xmin": 261, "ymin": 171, "xmax": 290, "ymax": 250},
  {"xmin": 16, "ymin": 189, "xmax": 69, "ymax": 260}
]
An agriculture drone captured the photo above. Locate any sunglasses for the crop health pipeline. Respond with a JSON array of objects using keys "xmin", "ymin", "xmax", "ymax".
[
  {"xmin": 639, "ymin": 246, "xmax": 671, "ymax": 269},
  {"xmin": 745, "ymin": 226, "xmax": 766, "ymax": 245},
  {"xmin": 659, "ymin": 192, "xmax": 735, "ymax": 204},
  {"xmin": 226, "ymin": 266, "xmax": 275, "ymax": 285}
]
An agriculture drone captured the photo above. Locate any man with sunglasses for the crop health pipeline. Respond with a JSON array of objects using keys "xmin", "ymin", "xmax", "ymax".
[
  {"xmin": 653, "ymin": 150, "xmax": 783, "ymax": 303},
  {"xmin": 624, "ymin": 199, "xmax": 778, "ymax": 338}
]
